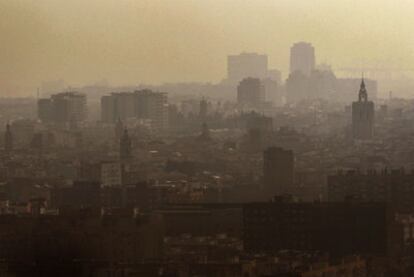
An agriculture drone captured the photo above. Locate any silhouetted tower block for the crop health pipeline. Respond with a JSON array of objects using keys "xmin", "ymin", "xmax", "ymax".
[
  {"xmin": 4, "ymin": 123, "xmax": 13, "ymax": 153},
  {"xmin": 115, "ymin": 118, "xmax": 123, "ymax": 141},
  {"xmin": 290, "ymin": 42, "xmax": 315, "ymax": 76},
  {"xmin": 352, "ymin": 78, "xmax": 375, "ymax": 140},
  {"xmin": 237, "ymin": 77, "xmax": 265, "ymax": 109},
  {"xmin": 120, "ymin": 129, "xmax": 132, "ymax": 161},
  {"xmin": 263, "ymin": 147, "xmax": 294, "ymax": 196}
]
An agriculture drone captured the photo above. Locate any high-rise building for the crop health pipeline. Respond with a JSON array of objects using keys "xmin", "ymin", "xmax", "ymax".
[
  {"xmin": 263, "ymin": 147, "xmax": 294, "ymax": 196},
  {"xmin": 227, "ymin": 53, "xmax": 268, "ymax": 83},
  {"xmin": 237, "ymin": 78, "xmax": 265, "ymax": 109},
  {"xmin": 101, "ymin": 92, "xmax": 135, "ymax": 123},
  {"xmin": 4, "ymin": 123, "xmax": 12, "ymax": 153},
  {"xmin": 290, "ymin": 42, "xmax": 315, "ymax": 76},
  {"xmin": 262, "ymin": 78, "xmax": 281, "ymax": 106},
  {"xmin": 286, "ymin": 71, "xmax": 308, "ymax": 103},
  {"xmin": 134, "ymin": 89, "xmax": 169, "ymax": 133},
  {"xmin": 352, "ymin": 79, "xmax": 375, "ymax": 140},
  {"xmin": 38, "ymin": 92, "xmax": 87, "ymax": 124},
  {"xmin": 101, "ymin": 90, "xmax": 168, "ymax": 133}
]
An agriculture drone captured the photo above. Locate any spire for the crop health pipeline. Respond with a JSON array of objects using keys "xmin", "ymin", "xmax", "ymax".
[{"xmin": 358, "ymin": 76, "xmax": 368, "ymax": 102}]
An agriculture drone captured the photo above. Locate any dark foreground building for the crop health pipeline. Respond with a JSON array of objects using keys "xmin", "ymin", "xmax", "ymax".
[
  {"xmin": 243, "ymin": 198, "xmax": 402, "ymax": 258},
  {"xmin": 0, "ymin": 209, "xmax": 164, "ymax": 276},
  {"xmin": 155, "ymin": 203, "xmax": 242, "ymax": 237}
]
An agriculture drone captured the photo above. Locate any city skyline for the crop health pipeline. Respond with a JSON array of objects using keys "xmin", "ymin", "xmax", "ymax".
[
  {"xmin": 2, "ymin": 0, "xmax": 414, "ymax": 95},
  {"xmin": 2, "ymin": 2, "xmax": 414, "ymax": 276}
]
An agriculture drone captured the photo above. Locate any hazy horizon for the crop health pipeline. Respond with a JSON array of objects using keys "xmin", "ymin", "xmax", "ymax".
[{"xmin": 2, "ymin": 0, "xmax": 414, "ymax": 96}]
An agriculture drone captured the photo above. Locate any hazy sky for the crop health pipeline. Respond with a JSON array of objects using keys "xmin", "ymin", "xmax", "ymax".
[{"xmin": 1, "ymin": 0, "xmax": 414, "ymax": 95}]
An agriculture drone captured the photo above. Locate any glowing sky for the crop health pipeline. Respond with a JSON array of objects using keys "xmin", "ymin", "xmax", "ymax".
[{"xmin": 1, "ymin": 0, "xmax": 414, "ymax": 95}]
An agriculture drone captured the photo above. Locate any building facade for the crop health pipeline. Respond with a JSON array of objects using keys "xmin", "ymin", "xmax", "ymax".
[
  {"xmin": 237, "ymin": 77, "xmax": 265, "ymax": 110},
  {"xmin": 227, "ymin": 53, "xmax": 268, "ymax": 83},
  {"xmin": 101, "ymin": 90, "xmax": 168, "ymax": 133},
  {"xmin": 38, "ymin": 92, "xmax": 87, "ymax": 124}
]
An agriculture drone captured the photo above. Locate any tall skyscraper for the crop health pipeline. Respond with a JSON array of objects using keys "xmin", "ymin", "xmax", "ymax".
[
  {"xmin": 101, "ymin": 90, "xmax": 168, "ymax": 133},
  {"xmin": 290, "ymin": 42, "xmax": 315, "ymax": 76},
  {"xmin": 352, "ymin": 79, "xmax": 375, "ymax": 140},
  {"xmin": 38, "ymin": 92, "xmax": 87, "ymax": 124},
  {"xmin": 227, "ymin": 53, "xmax": 268, "ymax": 83},
  {"xmin": 285, "ymin": 71, "xmax": 308, "ymax": 103},
  {"xmin": 101, "ymin": 92, "xmax": 136, "ymax": 123},
  {"xmin": 237, "ymin": 77, "xmax": 265, "ymax": 110},
  {"xmin": 263, "ymin": 147, "xmax": 294, "ymax": 196},
  {"xmin": 135, "ymin": 90, "xmax": 169, "ymax": 133}
]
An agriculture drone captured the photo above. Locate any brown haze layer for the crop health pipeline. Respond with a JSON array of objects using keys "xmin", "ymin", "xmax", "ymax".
[{"xmin": 1, "ymin": 0, "xmax": 414, "ymax": 96}]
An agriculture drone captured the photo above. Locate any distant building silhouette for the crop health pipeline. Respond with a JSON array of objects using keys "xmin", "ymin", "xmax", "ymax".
[
  {"xmin": 227, "ymin": 53, "xmax": 268, "ymax": 83},
  {"xmin": 120, "ymin": 129, "xmax": 132, "ymax": 161},
  {"xmin": 352, "ymin": 78, "xmax": 375, "ymax": 140},
  {"xmin": 4, "ymin": 123, "xmax": 12, "ymax": 153},
  {"xmin": 38, "ymin": 92, "xmax": 87, "ymax": 124},
  {"xmin": 101, "ymin": 90, "xmax": 168, "ymax": 133},
  {"xmin": 101, "ymin": 92, "xmax": 135, "ymax": 122},
  {"xmin": 263, "ymin": 147, "xmax": 294, "ymax": 196},
  {"xmin": 262, "ymin": 78, "xmax": 281, "ymax": 106},
  {"xmin": 290, "ymin": 42, "xmax": 315, "ymax": 76},
  {"xmin": 286, "ymin": 70, "xmax": 308, "ymax": 103},
  {"xmin": 237, "ymin": 77, "xmax": 265, "ymax": 110}
]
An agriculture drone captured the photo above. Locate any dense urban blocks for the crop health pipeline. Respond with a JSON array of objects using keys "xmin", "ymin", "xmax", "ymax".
[{"xmin": 243, "ymin": 199, "xmax": 402, "ymax": 258}]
